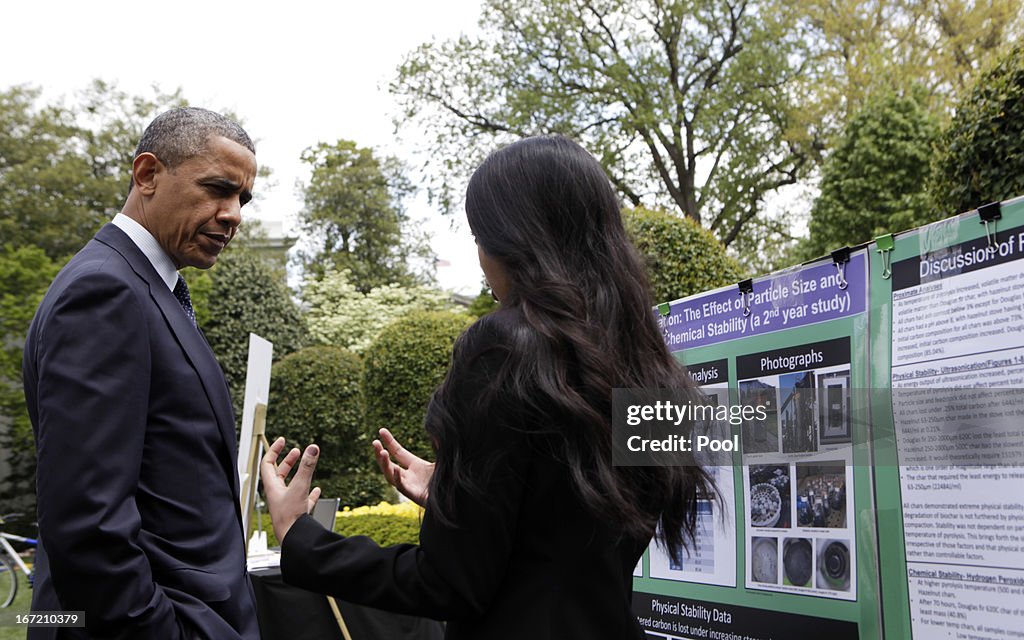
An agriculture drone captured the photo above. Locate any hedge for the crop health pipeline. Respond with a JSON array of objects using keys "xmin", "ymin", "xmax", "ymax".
[
  {"xmin": 259, "ymin": 501, "xmax": 421, "ymax": 548},
  {"xmin": 622, "ymin": 206, "xmax": 742, "ymax": 304},
  {"xmin": 362, "ymin": 310, "xmax": 474, "ymax": 460},
  {"xmin": 267, "ymin": 345, "xmax": 387, "ymax": 507},
  {"xmin": 932, "ymin": 45, "xmax": 1024, "ymax": 215}
]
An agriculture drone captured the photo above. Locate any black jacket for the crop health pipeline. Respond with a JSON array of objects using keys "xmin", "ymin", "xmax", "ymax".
[{"xmin": 281, "ymin": 313, "xmax": 646, "ymax": 639}]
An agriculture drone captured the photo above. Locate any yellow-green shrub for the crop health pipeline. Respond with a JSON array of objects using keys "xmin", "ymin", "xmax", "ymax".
[{"xmin": 260, "ymin": 501, "xmax": 421, "ymax": 548}]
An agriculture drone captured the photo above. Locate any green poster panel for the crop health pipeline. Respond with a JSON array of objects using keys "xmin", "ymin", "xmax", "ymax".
[
  {"xmin": 633, "ymin": 248, "xmax": 881, "ymax": 639},
  {"xmin": 633, "ymin": 194, "xmax": 1024, "ymax": 639},
  {"xmin": 870, "ymin": 195, "xmax": 1024, "ymax": 639}
]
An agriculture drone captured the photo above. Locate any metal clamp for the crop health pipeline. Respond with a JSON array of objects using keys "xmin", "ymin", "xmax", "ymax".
[
  {"xmin": 831, "ymin": 247, "xmax": 851, "ymax": 290},
  {"xmin": 978, "ymin": 202, "xmax": 1002, "ymax": 250},
  {"xmin": 875, "ymin": 234, "xmax": 894, "ymax": 280},
  {"xmin": 737, "ymin": 279, "xmax": 753, "ymax": 317}
]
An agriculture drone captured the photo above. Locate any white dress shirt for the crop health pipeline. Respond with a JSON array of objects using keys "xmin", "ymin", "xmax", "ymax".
[{"xmin": 111, "ymin": 213, "xmax": 179, "ymax": 291}]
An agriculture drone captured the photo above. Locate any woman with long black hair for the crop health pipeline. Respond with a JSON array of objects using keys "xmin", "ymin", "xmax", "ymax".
[{"xmin": 262, "ymin": 135, "xmax": 713, "ymax": 639}]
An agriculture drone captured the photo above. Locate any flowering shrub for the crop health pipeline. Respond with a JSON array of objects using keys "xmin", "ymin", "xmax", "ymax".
[
  {"xmin": 304, "ymin": 268, "xmax": 454, "ymax": 352},
  {"xmin": 335, "ymin": 501, "xmax": 423, "ymax": 547},
  {"xmin": 261, "ymin": 501, "xmax": 422, "ymax": 548}
]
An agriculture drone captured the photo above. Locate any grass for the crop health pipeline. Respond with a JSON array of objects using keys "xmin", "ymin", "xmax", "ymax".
[{"xmin": 0, "ymin": 569, "xmax": 32, "ymax": 640}]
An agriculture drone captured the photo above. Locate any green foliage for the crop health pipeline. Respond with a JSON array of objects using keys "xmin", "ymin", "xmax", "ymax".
[
  {"xmin": 0, "ymin": 246, "xmax": 62, "ymax": 514},
  {"xmin": 297, "ymin": 140, "xmax": 433, "ymax": 290},
  {"xmin": 201, "ymin": 248, "xmax": 309, "ymax": 428},
  {"xmin": 0, "ymin": 81, "xmax": 186, "ymax": 259},
  {"xmin": 0, "ymin": 568, "xmax": 32, "ymax": 640},
  {"xmin": 268, "ymin": 346, "xmax": 386, "ymax": 507},
  {"xmin": 802, "ymin": 90, "xmax": 941, "ymax": 259},
  {"xmin": 392, "ymin": 0, "xmax": 817, "ymax": 250},
  {"xmin": 304, "ymin": 268, "xmax": 454, "ymax": 352},
  {"xmin": 932, "ymin": 46, "xmax": 1024, "ymax": 215},
  {"xmin": 334, "ymin": 513, "xmax": 421, "ymax": 546},
  {"xmin": 623, "ymin": 207, "xmax": 742, "ymax": 304},
  {"xmin": 466, "ymin": 287, "xmax": 499, "ymax": 317},
  {"xmin": 797, "ymin": 0, "xmax": 1021, "ymax": 126},
  {"xmin": 363, "ymin": 311, "xmax": 473, "ymax": 460},
  {"xmin": 257, "ymin": 505, "xmax": 421, "ymax": 549}
]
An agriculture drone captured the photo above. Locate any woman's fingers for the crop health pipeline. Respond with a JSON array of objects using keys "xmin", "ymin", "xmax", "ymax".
[
  {"xmin": 290, "ymin": 445, "xmax": 319, "ymax": 489},
  {"xmin": 373, "ymin": 439, "xmax": 401, "ymax": 488},
  {"xmin": 275, "ymin": 447, "xmax": 302, "ymax": 480},
  {"xmin": 306, "ymin": 486, "xmax": 322, "ymax": 513},
  {"xmin": 378, "ymin": 428, "xmax": 417, "ymax": 466},
  {"xmin": 260, "ymin": 437, "xmax": 287, "ymax": 485}
]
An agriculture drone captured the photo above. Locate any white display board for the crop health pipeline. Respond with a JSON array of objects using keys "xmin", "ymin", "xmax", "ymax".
[{"xmin": 238, "ymin": 333, "xmax": 273, "ymax": 538}]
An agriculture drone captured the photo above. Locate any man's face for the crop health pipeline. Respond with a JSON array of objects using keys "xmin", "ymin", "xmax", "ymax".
[{"xmin": 144, "ymin": 135, "xmax": 257, "ymax": 269}]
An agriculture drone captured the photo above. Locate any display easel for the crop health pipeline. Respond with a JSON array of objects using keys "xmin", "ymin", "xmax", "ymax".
[{"xmin": 241, "ymin": 402, "xmax": 271, "ymax": 551}]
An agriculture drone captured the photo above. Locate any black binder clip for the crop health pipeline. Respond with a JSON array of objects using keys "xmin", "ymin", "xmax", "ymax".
[
  {"xmin": 737, "ymin": 279, "xmax": 753, "ymax": 317},
  {"xmin": 831, "ymin": 247, "xmax": 851, "ymax": 290},
  {"xmin": 978, "ymin": 202, "xmax": 1001, "ymax": 250}
]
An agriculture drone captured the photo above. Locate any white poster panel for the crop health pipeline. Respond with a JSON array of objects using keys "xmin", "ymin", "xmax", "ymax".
[{"xmin": 238, "ymin": 333, "xmax": 273, "ymax": 535}]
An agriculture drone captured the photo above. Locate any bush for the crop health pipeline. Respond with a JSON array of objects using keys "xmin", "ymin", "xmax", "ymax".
[
  {"xmin": 335, "ymin": 501, "xmax": 422, "ymax": 546},
  {"xmin": 932, "ymin": 46, "xmax": 1024, "ymax": 214},
  {"xmin": 268, "ymin": 346, "xmax": 387, "ymax": 507},
  {"xmin": 363, "ymin": 311, "xmax": 474, "ymax": 460},
  {"xmin": 803, "ymin": 90, "xmax": 940, "ymax": 259},
  {"xmin": 200, "ymin": 249, "xmax": 309, "ymax": 430},
  {"xmin": 304, "ymin": 268, "xmax": 454, "ymax": 352},
  {"xmin": 259, "ymin": 501, "xmax": 421, "ymax": 548},
  {"xmin": 622, "ymin": 207, "xmax": 742, "ymax": 303}
]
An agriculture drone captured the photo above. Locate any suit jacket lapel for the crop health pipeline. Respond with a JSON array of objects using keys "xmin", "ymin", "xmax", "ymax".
[{"xmin": 95, "ymin": 225, "xmax": 242, "ymax": 507}]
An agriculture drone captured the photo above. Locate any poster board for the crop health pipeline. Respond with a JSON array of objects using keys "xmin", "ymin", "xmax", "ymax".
[
  {"xmin": 238, "ymin": 333, "xmax": 273, "ymax": 540},
  {"xmin": 634, "ymin": 195, "xmax": 1024, "ymax": 638}
]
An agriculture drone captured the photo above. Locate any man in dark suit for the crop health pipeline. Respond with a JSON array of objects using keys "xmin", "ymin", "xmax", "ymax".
[{"xmin": 22, "ymin": 107, "xmax": 260, "ymax": 639}]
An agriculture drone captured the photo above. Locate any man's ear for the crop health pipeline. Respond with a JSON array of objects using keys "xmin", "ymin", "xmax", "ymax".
[{"xmin": 132, "ymin": 153, "xmax": 161, "ymax": 195}]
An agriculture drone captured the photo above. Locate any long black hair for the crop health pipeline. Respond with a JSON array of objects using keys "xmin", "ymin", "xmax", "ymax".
[{"xmin": 425, "ymin": 135, "xmax": 713, "ymax": 561}]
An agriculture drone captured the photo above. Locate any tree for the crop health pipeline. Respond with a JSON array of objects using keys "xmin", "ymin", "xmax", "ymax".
[
  {"xmin": 0, "ymin": 81, "xmax": 187, "ymax": 260},
  {"xmin": 0, "ymin": 246, "xmax": 61, "ymax": 515},
  {"xmin": 199, "ymin": 248, "xmax": 310, "ymax": 428},
  {"xmin": 932, "ymin": 45, "xmax": 1024, "ymax": 215},
  {"xmin": 303, "ymin": 268, "xmax": 455, "ymax": 352},
  {"xmin": 392, "ymin": 0, "xmax": 819, "ymax": 251},
  {"xmin": 362, "ymin": 311, "xmax": 474, "ymax": 460},
  {"xmin": 268, "ymin": 346, "xmax": 387, "ymax": 507},
  {"xmin": 297, "ymin": 140, "xmax": 433, "ymax": 290},
  {"xmin": 623, "ymin": 207, "xmax": 742, "ymax": 303},
  {"xmin": 798, "ymin": 0, "xmax": 1022, "ymax": 125},
  {"xmin": 800, "ymin": 90, "xmax": 941, "ymax": 259}
]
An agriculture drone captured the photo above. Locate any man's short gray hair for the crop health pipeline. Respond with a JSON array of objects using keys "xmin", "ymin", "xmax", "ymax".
[{"xmin": 134, "ymin": 107, "xmax": 255, "ymax": 170}]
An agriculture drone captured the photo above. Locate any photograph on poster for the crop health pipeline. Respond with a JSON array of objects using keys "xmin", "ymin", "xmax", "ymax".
[
  {"xmin": 740, "ymin": 379, "xmax": 778, "ymax": 454},
  {"xmin": 783, "ymin": 538, "xmax": 814, "ymax": 587},
  {"xmin": 744, "ymin": 457, "xmax": 857, "ymax": 600},
  {"xmin": 817, "ymin": 369, "xmax": 851, "ymax": 444},
  {"xmin": 779, "ymin": 370, "xmax": 818, "ymax": 453},
  {"xmin": 816, "ymin": 539, "xmax": 851, "ymax": 592},
  {"xmin": 751, "ymin": 537, "xmax": 779, "ymax": 584},
  {"xmin": 796, "ymin": 462, "xmax": 847, "ymax": 528},
  {"xmin": 748, "ymin": 464, "xmax": 791, "ymax": 528}
]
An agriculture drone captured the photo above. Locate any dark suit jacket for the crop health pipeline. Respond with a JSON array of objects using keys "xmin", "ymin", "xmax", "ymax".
[
  {"xmin": 22, "ymin": 224, "xmax": 259, "ymax": 639},
  {"xmin": 280, "ymin": 311, "xmax": 647, "ymax": 640}
]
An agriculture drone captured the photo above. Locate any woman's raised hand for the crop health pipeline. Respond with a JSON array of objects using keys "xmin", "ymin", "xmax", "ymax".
[
  {"xmin": 260, "ymin": 436, "xmax": 322, "ymax": 543},
  {"xmin": 372, "ymin": 428, "xmax": 434, "ymax": 508}
]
